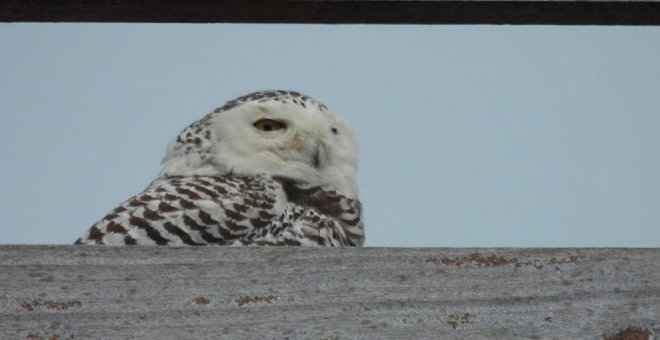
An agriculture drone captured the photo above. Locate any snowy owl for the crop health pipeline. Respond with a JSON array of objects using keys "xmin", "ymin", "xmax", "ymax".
[{"xmin": 75, "ymin": 90, "xmax": 363, "ymax": 246}]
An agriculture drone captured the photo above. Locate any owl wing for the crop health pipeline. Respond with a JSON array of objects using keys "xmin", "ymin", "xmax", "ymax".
[
  {"xmin": 75, "ymin": 175, "xmax": 363, "ymax": 246},
  {"xmin": 75, "ymin": 175, "xmax": 285, "ymax": 245}
]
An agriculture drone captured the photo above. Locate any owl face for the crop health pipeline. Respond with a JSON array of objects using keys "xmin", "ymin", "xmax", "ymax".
[{"xmin": 161, "ymin": 91, "xmax": 359, "ymax": 198}]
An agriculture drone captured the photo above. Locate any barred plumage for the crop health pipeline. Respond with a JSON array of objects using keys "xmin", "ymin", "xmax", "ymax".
[{"xmin": 75, "ymin": 90, "xmax": 363, "ymax": 246}]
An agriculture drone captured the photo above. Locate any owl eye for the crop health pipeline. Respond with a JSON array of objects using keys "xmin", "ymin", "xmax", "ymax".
[{"xmin": 253, "ymin": 119, "xmax": 286, "ymax": 132}]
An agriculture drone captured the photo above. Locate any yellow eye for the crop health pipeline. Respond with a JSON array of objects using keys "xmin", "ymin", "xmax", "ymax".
[{"xmin": 253, "ymin": 119, "xmax": 286, "ymax": 132}]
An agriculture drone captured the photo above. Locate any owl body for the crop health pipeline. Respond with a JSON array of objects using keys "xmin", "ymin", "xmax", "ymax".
[{"xmin": 76, "ymin": 90, "xmax": 364, "ymax": 246}]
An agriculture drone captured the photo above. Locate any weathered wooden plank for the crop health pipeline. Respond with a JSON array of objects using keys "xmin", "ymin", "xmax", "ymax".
[
  {"xmin": 2, "ymin": 0, "xmax": 660, "ymax": 25},
  {"xmin": 0, "ymin": 246, "xmax": 657, "ymax": 339}
]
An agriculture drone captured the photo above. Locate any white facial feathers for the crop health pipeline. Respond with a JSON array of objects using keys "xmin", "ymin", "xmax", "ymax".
[{"xmin": 160, "ymin": 91, "xmax": 359, "ymax": 198}]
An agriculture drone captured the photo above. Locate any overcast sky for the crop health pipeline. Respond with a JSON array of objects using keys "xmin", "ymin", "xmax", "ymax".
[{"xmin": 1, "ymin": 24, "xmax": 659, "ymax": 246}]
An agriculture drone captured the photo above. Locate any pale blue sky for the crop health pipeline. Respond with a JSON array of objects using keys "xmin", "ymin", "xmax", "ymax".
[{"xmin": 1, "ymin": 24, "xmax": 659, "ymax": 246}]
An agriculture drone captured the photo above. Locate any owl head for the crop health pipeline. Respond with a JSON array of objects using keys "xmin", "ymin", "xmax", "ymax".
[{"xmin": 160, "ymin": 90, "xmax": 359, "ymax": 198}]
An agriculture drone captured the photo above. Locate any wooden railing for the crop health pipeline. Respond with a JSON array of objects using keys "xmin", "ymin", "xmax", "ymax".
[
  {"xmin": 1, "ymin": 246, "xmax": 658, "ymax": 338},
  {"xmin": 1, "ymin": 0, "xmax": 660, "ymax": 25}
]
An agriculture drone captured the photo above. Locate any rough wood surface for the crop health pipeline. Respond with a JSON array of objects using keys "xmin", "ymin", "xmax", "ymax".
[
  {"xmin": 0, "ymin": 246, "xmax": 658, "ymax": 339},
  {"xmin": 2, "ymin": 0, "xmax": 660, "ymax": 25}
]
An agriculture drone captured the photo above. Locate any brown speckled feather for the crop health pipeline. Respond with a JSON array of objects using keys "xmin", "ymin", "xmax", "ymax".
[{"xmin": 75, "ymin": 174, "xmax": 364, "ymax": 247}]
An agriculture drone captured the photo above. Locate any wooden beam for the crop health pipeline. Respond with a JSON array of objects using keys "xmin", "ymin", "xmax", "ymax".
[
  {"xmin": 1, "ymin": 0, "xmax": 660, "ymax": 25},
  {"xmin": 0, "ymin": 246, "xmax": 657, "ymax": 338}
]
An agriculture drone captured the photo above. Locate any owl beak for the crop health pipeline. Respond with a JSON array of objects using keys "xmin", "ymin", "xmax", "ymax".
[
  {"xmin": 311, "ymin": 141, "xmax": 328, "ymax": 169},
  {"xmin": 312, "ymin": 145, "xmax": 323, "ymax": 168}
]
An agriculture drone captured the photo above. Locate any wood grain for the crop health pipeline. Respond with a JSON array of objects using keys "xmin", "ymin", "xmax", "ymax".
[
  {"xmin": 1, "ymin": 0, "xmax": 660, "ymax": 25},
  {"xmin": 0, "ymin": 246, "xmax": 658, "ymax": 339}
]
